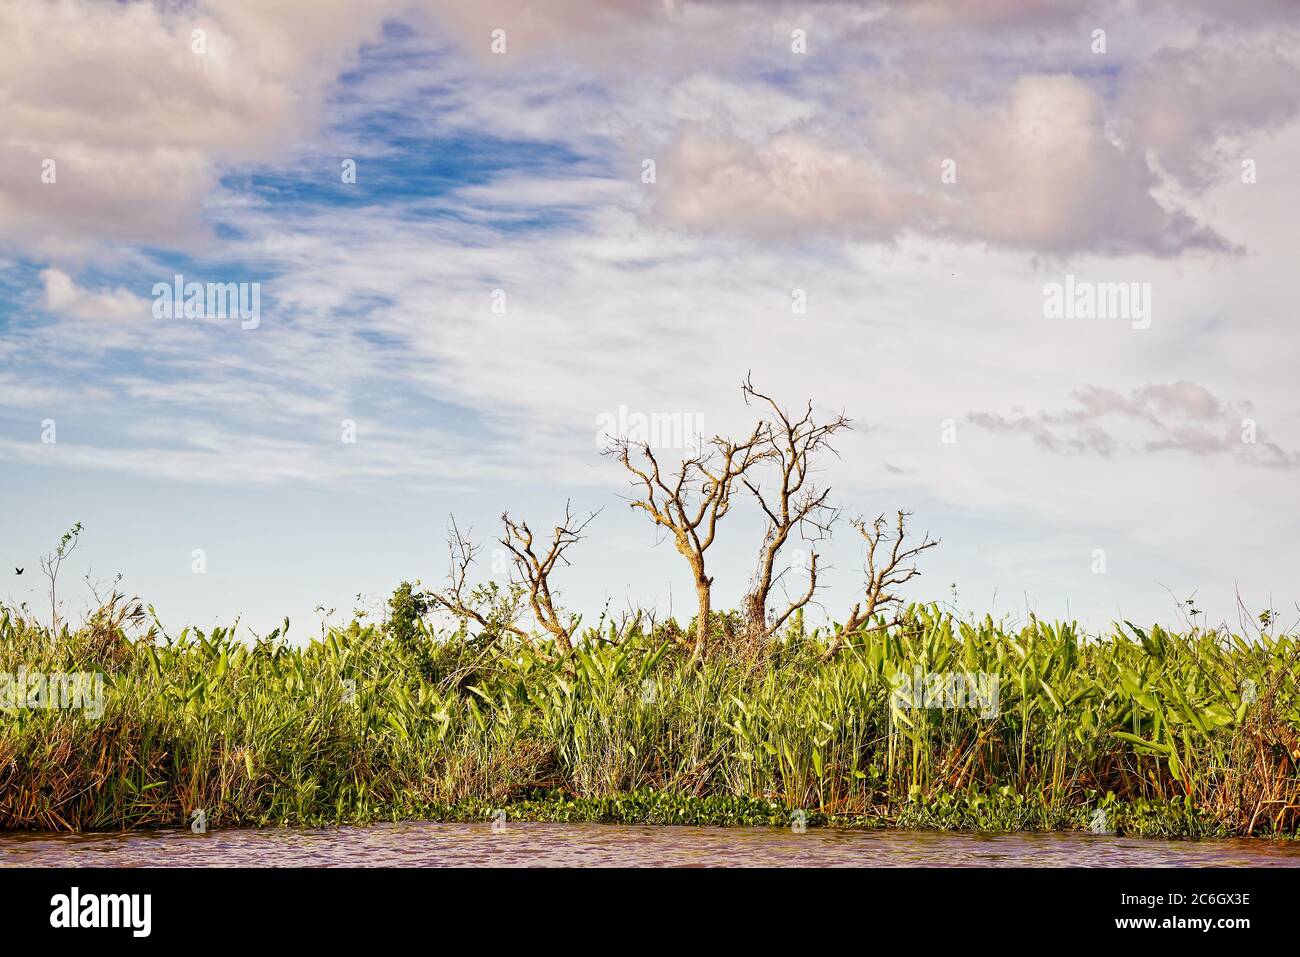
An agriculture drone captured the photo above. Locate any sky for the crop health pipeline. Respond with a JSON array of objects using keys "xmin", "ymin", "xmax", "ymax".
[{"xmin": 2, "ymin": 0, "xmax": 1299, "ymax": 639}]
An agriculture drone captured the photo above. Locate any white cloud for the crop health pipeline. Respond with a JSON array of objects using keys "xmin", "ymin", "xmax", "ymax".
[
  {"xmin": 0, "ymin": 0, "xmax": 397, "ymax": 252},
  {"xmin": 5, "ymin": 1, "xmax": 1298, "ymax": 258},
  {"xmin": 655, "ymin": 74, "xmax": 1239, "ymax": 254},
  {"xmin": 39, "ymin": 269, "xmax": 147, "ymax": 320},
  {"xmin": 1117, "ymin": 40, "xmax": 1300, "ymax": 189}
]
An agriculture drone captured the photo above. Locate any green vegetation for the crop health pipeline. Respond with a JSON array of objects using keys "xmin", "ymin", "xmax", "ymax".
[{"xmin": 2, "ymin": 595, "xmax": 1297, "ymax": 837}]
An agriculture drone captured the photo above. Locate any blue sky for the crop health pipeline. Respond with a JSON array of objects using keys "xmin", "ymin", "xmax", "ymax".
[{"xmin": 3, "ymin": 0, "xmax": 1300, "ymax": 638}]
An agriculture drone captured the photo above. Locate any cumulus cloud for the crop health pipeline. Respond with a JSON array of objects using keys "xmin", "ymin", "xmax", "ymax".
[
  {"xmin": 659, "ymin": 74, "xmax": 1240, "ymax": 254},
  {"xmin": 5, "ymin": 0, "xmax": 1299, "ymax": 257},
  {"xmin": 898, "ymin": 0, "xmax": 1084, "ymax": 29},
  {"xmin": 39, "ymin": 269, "xmax": 147, "ymax": 320},
  {"xmin": 409, "ymin": 0, "xmax": 667, "ymax": 62},
  {"xmin": 0, "ymin": 0, "xmax": 395, "ymax": 252},
  {"xmin": 1117, "ymin": 41, "xmax": 1300, "ymax": 189},
  {"xmin": 656, "ymin": 127, "xmax": 919, "ymax": 241}
]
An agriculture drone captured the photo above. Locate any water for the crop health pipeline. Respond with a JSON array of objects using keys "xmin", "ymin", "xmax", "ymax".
[{"xmin": 2, "ymin": 824, "xmax": 1299, "ymax": 867}]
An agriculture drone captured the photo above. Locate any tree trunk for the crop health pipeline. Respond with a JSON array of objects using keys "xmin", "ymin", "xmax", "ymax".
[
  {"xmin": 549, "ymin": 626, "xmax": 573, "ymax": 655},
  {"xmin": 748, "ymin": 556, "xmax": 773, "ymax": 629},
  {"xmin": 693, "ymin": 577, "xmax": 711, "ymax": 660}
]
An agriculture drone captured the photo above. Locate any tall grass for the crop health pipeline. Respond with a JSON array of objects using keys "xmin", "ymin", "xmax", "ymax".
[{"xmin": 2, "ymin": 601, "xmax": 1298, "ymax": 836}]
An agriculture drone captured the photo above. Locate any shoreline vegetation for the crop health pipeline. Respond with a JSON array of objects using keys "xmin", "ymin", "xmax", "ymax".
[
  {"xmin": 1, "ymin": 598, "xmax": 1297, "ymax": 837},
  {"xmin": 3, "ymin": 383, "xmax": 1297, "ymax": 838}
]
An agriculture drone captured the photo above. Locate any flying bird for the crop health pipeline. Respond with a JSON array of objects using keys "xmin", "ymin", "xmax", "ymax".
[{"xmin": 14, "ymin": 567, "xmax": 23, "ymax": 575}]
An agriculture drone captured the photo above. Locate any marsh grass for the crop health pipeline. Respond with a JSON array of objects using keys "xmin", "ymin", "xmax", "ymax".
[{"xmin": 1, "ymin": 602, "xmax": 1298, "ymax": 836}]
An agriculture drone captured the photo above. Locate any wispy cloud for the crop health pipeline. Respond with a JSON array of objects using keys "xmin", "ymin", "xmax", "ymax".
[{"xmin": 969, "ymin": 382, "xmax": 1297, "ymax": 466}]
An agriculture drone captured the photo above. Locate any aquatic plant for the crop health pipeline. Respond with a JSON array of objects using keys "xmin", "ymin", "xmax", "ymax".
[{"xmin": 1, "ymin": 598, "xmax": 1296, "ymax": 836}]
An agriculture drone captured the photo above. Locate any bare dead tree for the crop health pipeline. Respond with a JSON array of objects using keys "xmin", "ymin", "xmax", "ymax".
[
  {"xmin": 607, "ymin": 425, "xmax": 771, "ymax": 659},
  {"xmin": 499, "ymin": 502, "xmax": 598, "ymax": 655},
  {"xmin": 428, "ymin": 516, "xmax": 528, "ymax": 642},
  {"xmin": 822, "ymin": 510, "xmax": 939, "ymax": 660},
  {"xmin": 740, "ymin": 376, "xmax": 850, "ymax": 637}
]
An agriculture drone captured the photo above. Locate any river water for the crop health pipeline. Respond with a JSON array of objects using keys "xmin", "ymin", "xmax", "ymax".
[{"xmin": 2, "ymin": 823, "xmax": 1299, "ymax": 867}]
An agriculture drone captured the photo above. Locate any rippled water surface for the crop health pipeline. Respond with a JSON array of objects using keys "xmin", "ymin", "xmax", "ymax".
[{"xmin": 3, "ymin": 824, "xmax": 1299, "ymax": 867}]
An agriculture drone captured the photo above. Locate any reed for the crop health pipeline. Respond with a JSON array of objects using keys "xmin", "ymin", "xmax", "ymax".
[{"xmin": 1, "ymin": 600, "xmax": 1297, "ymax": 836}]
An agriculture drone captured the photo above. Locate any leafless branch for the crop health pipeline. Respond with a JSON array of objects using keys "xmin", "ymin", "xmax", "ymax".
[
  {"xmin": 606, "ymin": 422, "xmax": 771, "ymax": 658},
  {"xmin": 499, "ymin": 501, "xmax": 599, "ymax": 654},
  {"xmin": 740, "ymin": 374, "xmax": 849, "ymax": 638},
  {"xmin": 427, "ymin": 515, "xmax": 527, "ymax": 642},
  {"xmin": 822, "ymin": 510, "xmax": 939, "ymax": 660}
]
